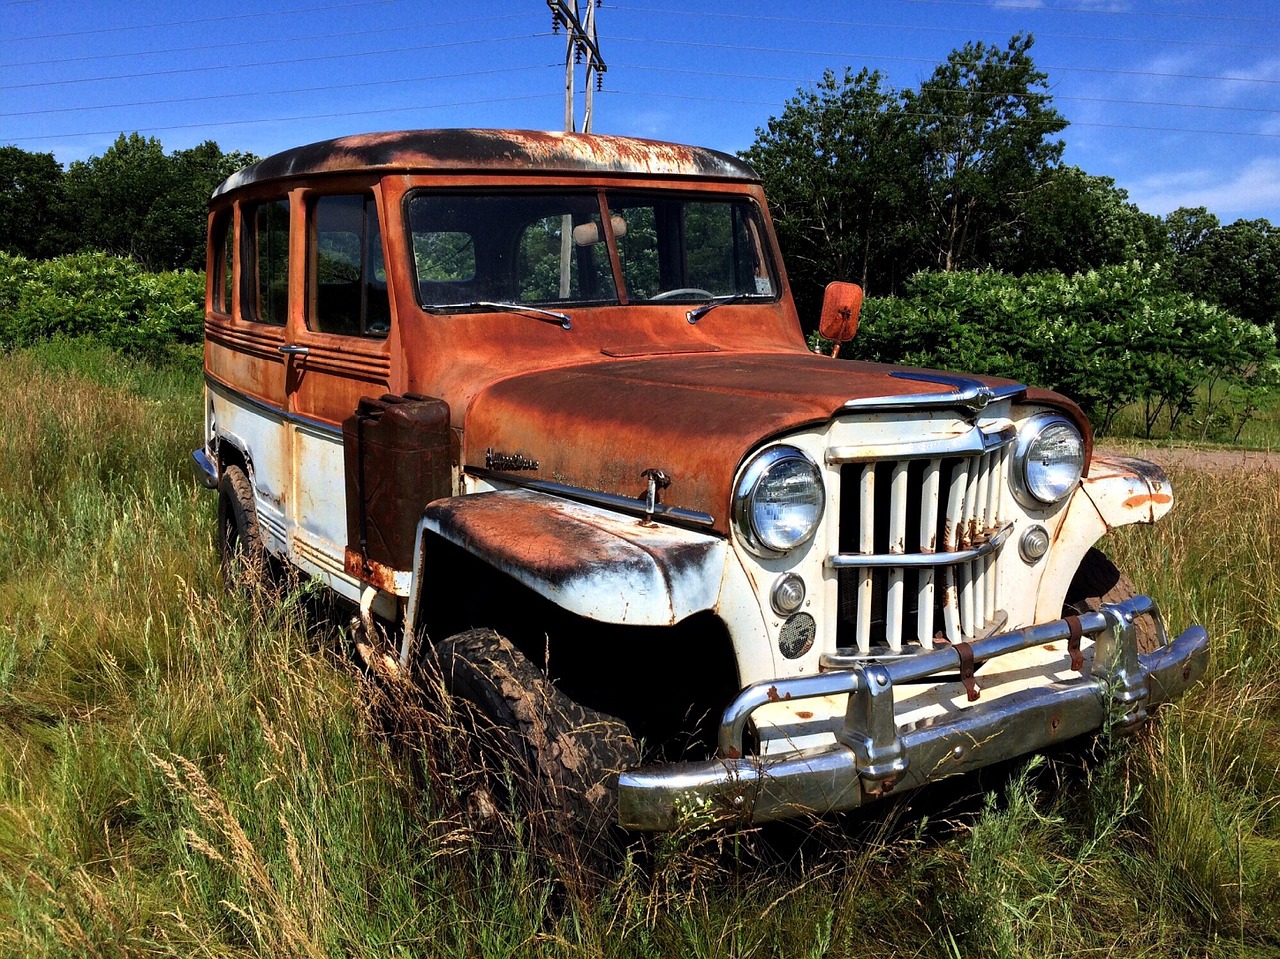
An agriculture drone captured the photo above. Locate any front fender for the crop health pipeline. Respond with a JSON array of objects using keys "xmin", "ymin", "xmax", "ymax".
[
  {"xmin": 1080, "ymin": 453, "xmax": 1174, "ymax": 527},
  {"xmin": 1032, "ymin": 452, "xmax": 1172, "ymax": 623},
  {"xmin": 408, "ymin": 489, "xmax": 728, "ymax": 627}
]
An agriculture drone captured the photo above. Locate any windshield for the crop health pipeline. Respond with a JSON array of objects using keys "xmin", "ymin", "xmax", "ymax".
[{"xmin": 406, "ymin": 189, "xmax": 777, "ymax": 311}]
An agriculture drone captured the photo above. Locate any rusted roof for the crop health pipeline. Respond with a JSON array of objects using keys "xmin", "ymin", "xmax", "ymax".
[{"xmin": 212, "ymin": 129, "xmax": 758, "ymax": 197}]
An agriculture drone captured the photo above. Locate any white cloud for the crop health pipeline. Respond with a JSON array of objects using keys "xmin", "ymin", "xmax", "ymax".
[{"xmin": 1127, "ymin": 157, "xmax": 1280, "ymax": 220}]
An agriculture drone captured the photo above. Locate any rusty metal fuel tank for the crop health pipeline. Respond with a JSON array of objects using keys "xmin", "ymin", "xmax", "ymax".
[{"xmin": 343, "ymin": 393, "xmax": 454, "ymax": 572}]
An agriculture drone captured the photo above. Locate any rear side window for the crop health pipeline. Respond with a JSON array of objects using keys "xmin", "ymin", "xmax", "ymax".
[
  {"xmin": 210, "ymin": 210, "xmax": 234, "ymax": 316},
  {"xmin": 308, "ymin": 194, "xmax": 390, "ymax": 338},
  {"xmin": 241, "ymin": 199, "xmax": 290, "ymax": 325}
]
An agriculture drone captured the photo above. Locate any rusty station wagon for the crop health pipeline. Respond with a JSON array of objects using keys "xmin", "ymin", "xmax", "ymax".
[{"xmin": 194, "ymin": 129, "xmax": 1208, "ymax": 831}]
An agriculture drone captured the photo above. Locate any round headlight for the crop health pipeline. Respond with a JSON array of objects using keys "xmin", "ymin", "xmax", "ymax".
[
  {"xmin": 734, "ymin": 446, "xmax": 825, "ymax": 556},
  {"xmin": 1014, "ymin": 414, "xmax": 1085, "ymax": 507}
]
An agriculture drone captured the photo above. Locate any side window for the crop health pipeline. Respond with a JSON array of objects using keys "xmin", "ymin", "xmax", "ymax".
[
  {"xmin": 308, "ymin": 194, "xmax": 390, "ymax": 338},
  {"xmin": 241, "ymin": 199, "xmax": 290, "ymax": 325},
  {"xmin": 210, "ymin": 209, "xmax": 234, "ymax": 316}
]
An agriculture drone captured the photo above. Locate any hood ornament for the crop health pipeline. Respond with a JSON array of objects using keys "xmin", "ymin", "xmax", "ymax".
[{"xmin": 640, "ymin": 468, "xmax": 671, "ymax": 524}]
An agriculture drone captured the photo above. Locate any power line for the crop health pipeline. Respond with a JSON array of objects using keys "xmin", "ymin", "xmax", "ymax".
[
  {"xmin": 613, "ymin": 63, "xmax": 1280, "ymax": 117},
  {"xmin": 600, "ymin": 88, "xmax": 1280, "ymax": 139},
  {"xmin": 0, "ymin": 34, "xmax": 551, "ymax": 91},
  {"xmin": 607, "ymin": 35, "xmax": 1280, "ymax": 87},
  {"xmin": 2, "ymin": 0, "xmax": 398, "ymax": 43},
  {"xmin": 0, "ymin": 14, "xmax": 532, "ymax": 70},
  {"xmin": 0, "ymin": 65, "xmax": 554, "ymax": 119},
  {"xmin": 605, "ymin": 4, "xmax": 1280, "ymax": 52},
  {"xmin": 4, "ymin": 93, "xmax": 561, "ymax": 144},
  {"xmin": 895, "ymin": 0, "xmax": 1280, "ymax": 26}
]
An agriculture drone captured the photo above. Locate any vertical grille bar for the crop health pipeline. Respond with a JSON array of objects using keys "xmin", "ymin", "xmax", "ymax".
[
  {"xmin": 917, "ymin": 458, "xmax": 941, "ymax": 649},
  {"xmin": 985, "ymin": 448, "xmax": 1003, "ymax": 615},
  {"xmin": 973, "ymin": 452, "xmax": 991, "ymax": 628},
  {"xmin": 856, "ymin": 464, "xmax": 875, "ymax": 654},
  {"xmin": 886, "ymin": 462, "xmax": 909, "ymax": 652},
  {"xmin": 960, "ymin": 458, "xmax": 982, "ymax": 636},
  {"xmin": 943, "ymin": 460, "xmax": 968, "ymax": 642}
]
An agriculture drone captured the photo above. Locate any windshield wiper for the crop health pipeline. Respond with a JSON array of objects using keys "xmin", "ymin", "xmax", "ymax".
[
  {"xmin": 425, "ymin": 301, "xmax": 572, "ymax": 330},
  {"xmin": 686, "ymin": 293, "xmax": 759, "ymax": 325}
]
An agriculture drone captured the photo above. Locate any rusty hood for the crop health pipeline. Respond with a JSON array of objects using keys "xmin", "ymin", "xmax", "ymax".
[{"xmin": 463, "ymin": 352, "xmax": 1061, "ymax": 535}]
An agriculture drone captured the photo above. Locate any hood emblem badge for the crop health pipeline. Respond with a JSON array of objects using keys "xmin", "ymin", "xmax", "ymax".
[{"xmin": 485, "ymin": 448, "xmax": 540, "ymax": 472}]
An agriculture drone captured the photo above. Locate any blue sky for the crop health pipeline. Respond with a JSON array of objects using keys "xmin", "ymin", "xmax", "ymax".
[{"xmin": 3, "ymin": 0, "xmax": 1278, "ymax": 222}]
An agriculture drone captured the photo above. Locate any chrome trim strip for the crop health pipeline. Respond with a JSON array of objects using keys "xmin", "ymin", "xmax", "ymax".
[
  {"xmin": 840, "ymin": 372, "xmax": 1025, "ymax": 415},
  {"xmin": 465, "ymin": 466, "xmax": 717, "ymax": 528},
  {"xmin": 617, "ymin": 598, "xmax": 1209, "ymax": 830},
  {"xmin": 826, "ymin": 425, "xmax": 1016, "ymax": 464},
  {"xmin": 204, "ymin": 373, "xmax": 343, "ymax": 438},
  {"xmin": 826, "ymin": 521, "xmax": 1013, "ymax": 570}
]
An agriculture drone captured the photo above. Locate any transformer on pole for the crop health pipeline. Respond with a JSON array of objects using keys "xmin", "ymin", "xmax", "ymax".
[{"xmin": 546, "ymin": 0, "xmax": 605, "ymax": 134}]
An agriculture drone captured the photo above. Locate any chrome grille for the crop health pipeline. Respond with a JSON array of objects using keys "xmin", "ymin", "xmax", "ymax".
[{"xmin": 830, "ymin": 435, "xmax": 1012, "ymax": 654}]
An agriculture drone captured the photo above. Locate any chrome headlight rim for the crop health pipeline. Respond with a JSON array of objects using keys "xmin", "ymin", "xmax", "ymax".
[
  {"xmin": 733, "ymin": 445, "xmax": 826, "ymax": 558},
  {"xmin": 1012, "ymin": 412, "xmax": 1085, "ymax": 509}
]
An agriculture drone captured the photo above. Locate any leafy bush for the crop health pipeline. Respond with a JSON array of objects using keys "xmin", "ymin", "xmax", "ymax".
[
  {"xmin": 837, "ymin": 264, "xmax": 1280, "ymax": 437},
  {"xmin": 0, "ymin": 250, "xmax": 203, "ymax": 362}
]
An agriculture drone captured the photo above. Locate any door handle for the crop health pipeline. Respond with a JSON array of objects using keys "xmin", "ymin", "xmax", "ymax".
[{"xmin": 277, "ymin": 345, "xmax": 310, "ymax": 357}]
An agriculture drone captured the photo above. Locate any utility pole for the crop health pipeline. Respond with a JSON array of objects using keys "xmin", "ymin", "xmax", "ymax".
[
  {"xmin": 546, "ymin": 1, "xmax": 605, "ymax": 134},
  {"xmin": 547, "ymin": 1, "xmax": 606, "ymax": 295}
]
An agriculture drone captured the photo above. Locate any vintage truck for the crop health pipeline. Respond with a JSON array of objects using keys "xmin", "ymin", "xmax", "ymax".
[{"xmin": 194, "ymin": 129, "xmax": 1208, "ymax": 832}]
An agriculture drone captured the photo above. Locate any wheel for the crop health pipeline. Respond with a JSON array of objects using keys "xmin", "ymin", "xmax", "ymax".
[
  {"xmin": 431, "ymin": 628, "xmax": 639, "ymax": 842},
  {"xmin": 217, "ymin": 464, "xmax": 268, "ymax": 587},
  {"xmin": 649, "ymin": 287, "xmax": 714, "ymax": 301},
  {"xmin": 1064, "ymin": 548, "xmax": 1160, "ymax": 655}
]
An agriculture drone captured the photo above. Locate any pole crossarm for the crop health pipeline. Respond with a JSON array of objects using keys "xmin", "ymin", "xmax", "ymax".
[{"xmin": 546, "ymin": 0, "xmax": 606, "ymax": 75}]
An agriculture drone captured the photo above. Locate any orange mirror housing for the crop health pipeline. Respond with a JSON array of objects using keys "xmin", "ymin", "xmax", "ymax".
[{"xmin": 818, "ymin": 282, "xmax": 863, "ymax": 355}]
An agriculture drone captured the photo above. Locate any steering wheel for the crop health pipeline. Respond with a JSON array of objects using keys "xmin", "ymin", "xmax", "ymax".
[{"xmin": 650, "ymin": 287, "xmax": 714, "ymax": 301}]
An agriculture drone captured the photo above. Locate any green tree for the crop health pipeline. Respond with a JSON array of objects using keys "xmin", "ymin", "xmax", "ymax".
[
  {"xmin": 62, "ymin": 134, "xmax": 255, "ymax": 270},
  {"xmin": 1165, "ymin": 206, "xmax": 1220, "ymax": 257},
  {"xmin": 992, "ymin": 166, "xmax": 1168, "ymax": 275},
  {"xmin": 903, "ymin": 34, "xmax": 1068, "ymax": 272},
  {"xmin": 63, "ymin": 133, "xmax": 174, "ymax": 265},
  {"xmin": 1168, "ymin": 211, "xmax": 1280, "ymax": 331},
  {"xmin": 146, "ymin": 141, "xmax": 256, "ymax": 270},
  {"xmin": 742, "ymin": 68, "xmax": 923, "ymax": 321},
  {"xmin": 0, "ymin": 146, "xmax": 69, "ymax": 258}
]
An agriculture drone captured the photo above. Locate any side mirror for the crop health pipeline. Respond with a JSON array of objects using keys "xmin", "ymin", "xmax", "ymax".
[{"xmin": 818, "ymin": 281, "xmax": 863, "ymax": 358}]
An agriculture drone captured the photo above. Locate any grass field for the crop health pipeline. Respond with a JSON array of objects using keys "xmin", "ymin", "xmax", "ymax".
[{"xmin": 1, "ymin": 340, "xmax": 1278, "ymax": 958}]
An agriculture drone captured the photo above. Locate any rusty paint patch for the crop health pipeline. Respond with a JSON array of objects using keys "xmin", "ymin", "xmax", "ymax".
[
  {"xmin": 215, "ymin": 129, "xmax": 759, "ymax": 198},
  {"xmin": 795, "ymin": 710, "xmax": 814, "ymax": 720},
  {"xmin": 1043, "ymin": 644, "xmax": 1057, "ymax": 652},
  {"xmin": 344, "ymin": 547, "xmax": 400, "ymax": 593},
  {"xmin": 1123, "ymin": 492, "xmax": 1174, "ymax": 509}
]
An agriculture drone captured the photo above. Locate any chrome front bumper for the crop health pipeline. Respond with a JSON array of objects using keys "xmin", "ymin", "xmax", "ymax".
[{"xmin": 617, "ymin": 596, "xmax": 1208, "ymax": 830}]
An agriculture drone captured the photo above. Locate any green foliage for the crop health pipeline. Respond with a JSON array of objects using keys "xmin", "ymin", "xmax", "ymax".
[
  {"xmin": 743, "ymin": 67, "xmax": 922, "ymax": 311},
  {"xmin": 1, "ymin": 135, "xmax": 255, "ymax": 271},
  {"xmin": 0, "ymin": 250, "xmax": 204, "ymax": 362},
  {"xmin": 847, "ymin": 264, "xmax": 1280, "ymax": 437},
  {"xmin": 1167, "ymin": 208, "xmax": 1280, "ymax": 332},
  {"xmin": 992, "ymin": 166, "xmax": 1169, "ymax": 277},
  {"xmin": 906, "ymin": 34, "xmax": 1068, "ymax": 273},
  {"xmin": 0, "ymin": 146, "xmax": 69, "ymax": 258}
]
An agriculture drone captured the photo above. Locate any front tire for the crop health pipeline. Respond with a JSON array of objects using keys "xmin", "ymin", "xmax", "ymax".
[
  {"xmin": 432, "ymin": 628, "xmax": 639, "ymax": 842},
  {"xmin": 217, "ymin": 464, "xmax": 267, "ymax": 588},
  {"xmin": 1065, "ymin": 547, "xmax": 1160, "ymax": 654}
]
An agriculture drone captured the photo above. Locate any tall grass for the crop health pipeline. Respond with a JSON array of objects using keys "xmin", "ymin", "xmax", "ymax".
[{"xmin": 1, "ymin": 340, "xmax": 1278, "ymax": 957}]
